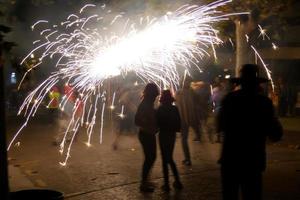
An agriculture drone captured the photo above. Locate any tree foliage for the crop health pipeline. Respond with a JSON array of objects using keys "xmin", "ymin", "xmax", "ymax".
[{"xmin": 202, "ymin": 0, "xmax": 297, "ymax": 35}]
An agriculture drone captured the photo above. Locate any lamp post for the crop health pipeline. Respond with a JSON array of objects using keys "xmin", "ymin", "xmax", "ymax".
[{"xmin": 0, "ymin": 50, "xmax": 9, "ymax": 200}]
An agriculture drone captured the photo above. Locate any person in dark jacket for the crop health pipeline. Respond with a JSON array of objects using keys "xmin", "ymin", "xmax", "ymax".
[
  {"xmin": 157, "ymin": 90, "xmax": 183, "ymax": 192},
  {"xmin": 217, "ymin": 64, "xmax": 283, "ymax": 200},
  {"xmin": 135, "ymin": 83, "xmax": 159, "ymax": 192}
]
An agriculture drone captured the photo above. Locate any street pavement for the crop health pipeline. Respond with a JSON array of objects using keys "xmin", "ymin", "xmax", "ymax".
[{"xmin": 6, "ymin": 115, "xmax": 300, "ymax": 200}]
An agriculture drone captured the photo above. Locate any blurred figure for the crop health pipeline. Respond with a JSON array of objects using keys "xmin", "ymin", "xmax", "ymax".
[
  {"xmin": 287, "ymin": 84, "xmax": 297, "ymax": 117},
  {"xmin": 72, "ymin": 91, "xmax": 84, "ymax": 142},
  {"xmin": 135, "ymin": 83, "xmax": 159, "ymax": 192},
  {"xmin": 191, "ymin": 81, "xmax": 212, "ymax": 139},
  {"xmin": 211, "ymin": 78, "xmax": 227, "ymax": 143},
  {"xmin": 212, "ymin": 78, "xmax": 227, "ymax": 114},
  {"xmin": 176, "ymin": 77, "xmax": 201, "ymax": 166},
  {"xmin": 277, "ymin": 77, "xmax": 288, "ymax": 117},
  {"xmin": 156, "ymin": 90, "xmax": 183, "ymax": 192},
  {"xmin": 48, "ymin": 86, "xmax": 60, "ymax": 125},
  {"xmin": 54, "ymin": 86, "xmax": 83, "ymax": 145},
  {"xmin": 63, "ymin": 83, "xmax": 75, "ymax": 102},
  {"xmin": 112, "ymin": 84, "xmax": 141, "ymax": 150},
  {"xmin": 217, "ymin": 64, "xmax": 283, "ymax": 200}
]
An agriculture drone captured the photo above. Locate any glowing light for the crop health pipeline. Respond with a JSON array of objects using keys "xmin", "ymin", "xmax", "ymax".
[
  {"xmin": 272, "ymin": 42, "xmax": 278, "ymax": 50},
  {"xmin": 210, "ymin": 84, "xmax": 215, "ymax": 113},
  {"xmin": 85, "ymin": 142, "xmax": 91, "ymax": 147},
  {"xmin": 245, "ymin": 34, "xmax": 249, "ymax": 42},
  {"xmin": 31, "ymin": 20, "xmax": 48, "ymax": 30},
  {"xmin": 251, "ymin": 45, "xmax": 274, "ymax": 90},
  {"xmin": 10, "ymin": 0, "xmax": 248, "ymax": 164},
  {"xmin": 118, "ymin": 105, "xmax": 125, "ymax": 119},
  {"xmin": 228, "ymin": 37, "xmax": 234, "ymax": 47},
  {"xmin": 258, "ymin": 25, "xmax": 270, "ymax": 40},
  {"xmin": 110, "ymin": 92, "xmax": 116, "ymax": 110}
]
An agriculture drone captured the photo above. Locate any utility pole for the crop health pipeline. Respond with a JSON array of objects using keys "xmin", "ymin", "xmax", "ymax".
[{"xmin": 0, "ymin": 49, "xmax": 9, "ymax": 200}]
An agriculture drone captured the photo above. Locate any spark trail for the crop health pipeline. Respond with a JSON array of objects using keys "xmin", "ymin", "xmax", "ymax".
[{"xmin": 10, "ymin": 0, "xmax": 248, "ymax": 164}]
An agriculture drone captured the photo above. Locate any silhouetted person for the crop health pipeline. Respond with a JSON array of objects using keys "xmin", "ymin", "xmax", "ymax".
[
  {"xmin": 217, "ymin": 64, "xmax": 283, "ymax": 200},
  {"xmin": 135, "ymin": 83, "xmax": 159, "ymax": 192},
  {"xmin": 191, "ymin": 81, "xmax": 211, "ymax": 139},
  {"xmin": 48, "ymin": 86, "xmax": 61, "ymax": 125},
  {"xmin": 156, "ymin": 90, "xmax": 183, "ymax": 192},
  {"xmin": 176, "ymin": 78, "xmax": 201, "ymax": 166}
]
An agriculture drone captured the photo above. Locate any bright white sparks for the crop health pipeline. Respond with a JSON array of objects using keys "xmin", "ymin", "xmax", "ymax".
[
  {"xmin": 272, "ymin": 42, "xmax": 278, "ymax": 50},
  {"xmin": 258, "ymin": 24, "xmax": 270, "ymax": 40},
  {"xmin": 10, "ymin": 0, "xmax": 248, "ymax": 164}
]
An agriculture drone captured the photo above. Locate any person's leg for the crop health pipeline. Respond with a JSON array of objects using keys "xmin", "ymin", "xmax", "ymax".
[
  {"xmin": 192, "ymin": 123, "xmax": 201, "ymax": 141},
  {"xmin": 206, "ymin": 115, "xmax": 215, "ymax": 143},
  {"xmin": 72, "ymin": 116, "xmax": 82, "ymax": 142},
  {"xmin": 138, "ymin": 131, "xmax": 157, "ymax": 191},
  {"xmin": 159, "ymin": 135, "xmax": 170, "ymax": 191},
  {"xmin": 53, "ymin": 114, "xmax": 67, "ymax": 145},
  {"xmin": 112, "ymin": 118, "xmax": 125, "ymax": 150},
  {"xmin": 181, "ymin": 124, "xmax": 191, "ymax": 165},
  {"xmin": 241, "ymin": 171, "xmax": 262, "ymax": 200},
  {"xmin": 112, "ymin": 131, "xmax": 121, "ymax": 150},
  {"xmin": 167, "ymin": 135, "xmax": 183, "ymax": 189},
  {"xmin": 221, "ymin": 166, "xmax": 239, "ymax": 200}
]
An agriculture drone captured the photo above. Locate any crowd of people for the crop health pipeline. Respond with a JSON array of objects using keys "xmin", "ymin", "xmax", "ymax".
[
  {"xmin": 133, "ymin": 64, "xmax": 283, "ymax": 199},
  {"xmin": 47, "ymin": 83, "xmax": 83, "ymax": 145},
  {"xmin": 43, "ymin": 64, "xmax": 283, "ymax": 199},
  {"xmin": 132, "ymin": 80, "xmax": 220, "ymax": 192}
]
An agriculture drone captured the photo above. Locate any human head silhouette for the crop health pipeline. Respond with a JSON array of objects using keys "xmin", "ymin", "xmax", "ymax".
[
  {"xmin": 143, "ymin": 83, "xmax": 159, "ymax": 101},
  {"xmin": 231, "ymin": 64, "xmax": 269, "ymax": 91},
  {"xmin": 159, "ymin": 89, "xmax": 175, "ymax": 105}
]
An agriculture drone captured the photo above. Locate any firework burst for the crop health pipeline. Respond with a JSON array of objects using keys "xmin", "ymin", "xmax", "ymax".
[{"xmin": 9, "ymin": 0, "xmax": 248, "ymax": 165}]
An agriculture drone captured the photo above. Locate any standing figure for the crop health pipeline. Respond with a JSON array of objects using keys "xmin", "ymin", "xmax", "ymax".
[
  {"xmin": 211, "ymin": 79, "xmax": 227, "ymax": 143},
  {"xmin": 48, "ymin": 86, "xmax": 60, "ymax": 125},
  {"xmin": 192, "ymin": 81, "xmax": 212, "ymax": 139},
  {"xmin": 54, "ymin": 84, "xmax": 79, "ymax": 145},
  {"xmin": 176, "ymin": 78, "xmax": 201, "ymax": 166},
  {"xmin": 217, "ymin": 64, "xmax": 283, "ymax": 200},
  {"xmin": 135, "ymin": 83, "xmax": 159, "ymax": 192},
  {"xmin": 156, "ymin": 90, "xmax": 183, "ymax": 192},
  {"xmin": 112, "ymin": 84, "xmax": 141, "ymax": 150}
]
